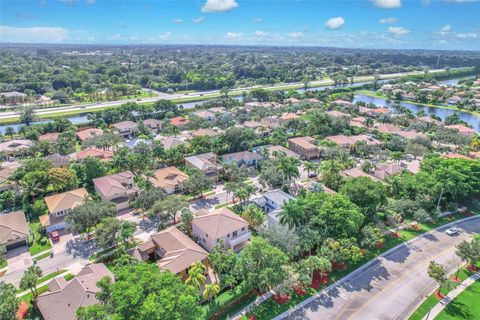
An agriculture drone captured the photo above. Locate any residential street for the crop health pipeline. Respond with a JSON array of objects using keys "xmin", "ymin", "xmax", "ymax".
[{"xmin": 278, "ymin": 215, "xmax": 480, "ymax": 320}]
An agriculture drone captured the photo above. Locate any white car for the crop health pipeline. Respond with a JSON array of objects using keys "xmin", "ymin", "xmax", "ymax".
[{"xmin": 446, "ymin": 227, "xmax": 460, "ymax": 236}]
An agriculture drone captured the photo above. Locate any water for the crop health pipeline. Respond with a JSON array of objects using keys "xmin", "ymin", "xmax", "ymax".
[
  {"xmin": 437, "ymin": 77, "xmax": 474, "ymax": 86},
  {"xmin": 0, "ymin": 115, "xmax": 90, "ymax": 134},
  {"xmin": 353, "ymin": 94, "xmax": 480, "ymax": 132}
]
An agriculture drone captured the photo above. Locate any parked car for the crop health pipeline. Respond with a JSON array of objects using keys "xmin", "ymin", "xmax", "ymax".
[
  {"xmin": 50, "ymin": 230, "xmax": 60, "ymax": 242},
  {"xmin": 446, "ymin": 227, "xmax": 460, "ymax": 236}
]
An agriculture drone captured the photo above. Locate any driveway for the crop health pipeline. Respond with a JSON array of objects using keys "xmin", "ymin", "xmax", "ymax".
[{"xmin": 279, "ymin": 215, "xmax": 480, "ymax": 320}]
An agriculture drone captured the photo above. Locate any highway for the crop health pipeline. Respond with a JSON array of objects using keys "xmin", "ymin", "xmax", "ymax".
[
  {"xmin": 0, "ymin": 69, "xmax": 445, "ymax": 122},
  {"xmin": 276, "ymin": 215, "xmax": 480, "ymax": 320}
]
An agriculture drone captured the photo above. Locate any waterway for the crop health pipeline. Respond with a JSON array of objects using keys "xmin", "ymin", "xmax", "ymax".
[{"xmin": 353, "ymin": 94, "xmax": 479, "ymax": 132}]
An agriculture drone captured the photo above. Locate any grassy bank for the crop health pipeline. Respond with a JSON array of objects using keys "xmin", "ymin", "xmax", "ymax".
[{"xmin": 436, "ymin": 278, "xmax": 480, "ymax": 320}]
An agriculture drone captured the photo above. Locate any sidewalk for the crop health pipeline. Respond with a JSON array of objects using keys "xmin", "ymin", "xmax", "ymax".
[{"xmin": 422, "ymin": 271, "xmax": 480, "ymax": 320}]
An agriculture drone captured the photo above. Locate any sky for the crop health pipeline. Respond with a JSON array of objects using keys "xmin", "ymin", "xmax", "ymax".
[{"xmin": 0, "ymin": 0, "xmax": 479, "ymax": 50}]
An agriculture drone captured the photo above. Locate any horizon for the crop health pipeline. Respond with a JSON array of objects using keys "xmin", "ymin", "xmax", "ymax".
[{"xmin": 1, "ymin": 0, "xmax": 480, "ymax": 50}]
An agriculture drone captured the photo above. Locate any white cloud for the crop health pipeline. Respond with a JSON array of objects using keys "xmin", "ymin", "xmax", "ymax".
[
  {"xmin": 226, "ymin": 32, "xmax": 243, "ymax": 39},
  {"xmin": 441, "ymin": 25, "xmax": 452, "ymax": 32},
  {"xmin": 438, "ymin": 39, "xmax": 448, "ymax": 44},
  {"xmin": 388, "ymin": 26, "xmax": 410, "ymax": 35},
  {"xmin": 172, "ymin": 18, "xmax": 183, "ymax": 24},
  {"xmin": 201, "ymin": 0, "xmax": 239, "ymax": 13},
  {"xmin": 254, "ymin": 30, "xmax": 269, "ymax": 37},
  {"xmin": 252, "ymin": 17, "xmax": 263, "ymax": 23},
  {"xmin": 192, "ymin": 17, "xmax": 204, "ymax": 24},
  {"xmin": 325, "ymin": 17, "xmax": 345, "ymax": 30},
  {"xmin": 446, "ymin": 0, "xmax": 479, "ymax": 3},
  {"xmin": 86, "ymin": 0, "xmax": 96, "ymax": 4},
  {"xmin": 287, "ymin": 31, "xmax": 304, "ymax": 39},
  {"xmin": 107, "ymin": 34, "xmax": 139, "ymax": 42},
  {"xmin": 60, "ymin": 0, "xmax": 77, "ymax": 5},
  {"xmin": 371, "ymin": 0, "xmax": 402, "ymax": 8},
  {"xmin": 0, "ymin": 25, "xmax": 69, "ymax": 42},
  {"xmin": 379, "ymin": 17, "xmax": 399, "ymax": 24},
  {"xmin": 86, "ymin": 36, "xmax": 96, "ymax": 42},
  {"xmin": 456, "ymin": 33, "xmax": 477, "ymax": 39},
  {"xmin": 158, "ymin": 32, "xmax": 171, "ymax": 39}
]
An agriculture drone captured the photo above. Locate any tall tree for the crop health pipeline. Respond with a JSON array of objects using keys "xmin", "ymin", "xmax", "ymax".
[
  {"xmin": 66, "ymin": 200, "xmax": 116, "ymax": 234},
  {"xmin": 427, "ymin": 261, "xmax": 448, "ymax": 295},
  {"xmin": 20, "ymin": 265, "xmax": 42, "ymax": 299},
  {"xmin": 0, "ymin": 282, "xmax": 18, "ymax": 320},
  {"xmin": 94, "ymin": 217, "xmax": 136, "ymax": 255},
  {"xmin": 241, "ymin": 204, "xmax": 265, "ymax": 231},
  {"xmin": 185, "ymin": 261, "xmax": 206, "ymax": 290},
  {"xmin": 149, "ymin": 195, "xmax": 188, "ymax": 227}
]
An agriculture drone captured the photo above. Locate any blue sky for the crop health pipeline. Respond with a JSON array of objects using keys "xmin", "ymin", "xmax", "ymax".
[{"xmin": 0, "ymin": 0, "xmax": 479, "ymax": 50}]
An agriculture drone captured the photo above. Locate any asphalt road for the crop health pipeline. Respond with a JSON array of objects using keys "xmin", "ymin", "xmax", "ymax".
[
  {"xmin": 0, "ymin": 69, "xmax": 445, "ymax": 121},
  {"xmin": 278, "ymin": 215, "xmax": 480, "ymax": 320}
]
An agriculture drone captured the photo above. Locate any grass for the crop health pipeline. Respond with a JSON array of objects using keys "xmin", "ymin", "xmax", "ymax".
[
  {"xmin": 247, "ymin": 211, "xmax": 477, "ymax": 320},
  {"xmin": 34, "ymin": 250, "xmax": 53, "ymax": 261},
  {"xmin": 16, "ymin": 269, "xmax": 67, "ymax": 293},
  {"xmin": 214, "ymin": 202, "xmax": 230, "ymax": 209},
  {"xmin": 19, "ymin": 284, "xmax": 49, "ymax": 303},
  {"xmin": 203, "ymin": 283, "xmax": 256, "ymax": 320},
  {"xmin": 0, "ymin": 259, "xmax": 7, "ymax": 269},
  {"xmin": 28, "ymin": 222, "xmax": 51, "ymax": 256},
  {"xmin": 436, "ymin": 279, "xmax": 480, "ymax": 320},
  {"xmin": 64, "ymin": 273, "xmax": 74, "ymax": 281},
  {"xmin": 408, "ymin": 267, "xmax": 477, "ymax": 320}
]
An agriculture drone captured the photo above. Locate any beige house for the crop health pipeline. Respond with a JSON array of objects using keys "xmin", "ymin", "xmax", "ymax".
[
  {"xmin": 192, "ymin": 208, "xmax": 251, "ymax": 252},
  {"xmin": 112, "ymin": 121, "xmax": 138, "ymax": 138},
  {"xmin": 0, "ymin": 139, "xmax": 33, "ymax": 156},
  {"xmin": 288, "ymin": 136, "xmax": 319, "ymax": 160},
  {"xmin": 143, "ymin": 119, "xmax": 162, "ymax": 133},
  {"xmin": 129, "ymin": 226, "xmax": 208, "ymax": 278},
  {"xmin": 445, "ymin": 124, "xmax": 476, "ymax": 136},
  {"xmin": 93, "ymin": 171, "xmax": 138, "ymax": 211},
  {"xmin": 36, "ymin": 263, "xmax": 113, "ymax": 320},
  {"xmin": 0, "ymin": 211, "xmax": 29, "ymax": 250},
  {"xmin": 42, "ymin": 188, "xmax": 89, "ymax": 232},
  {"xmin": 343, "ymin": 168, "xmax": 381, "ymax": 182},
  {"xmin": 185, "ymin": 152, "xmax": 221, "ymax": 180},
  {"xmin": 149, "ymin": 166, "xmax": 189, "ymax": 194},
  {"xmin": 266, "ymin": 145, "xmax": 300, "ymax": 158},
  {"xmin": 75, "ymin": 128, "xmax": 103, "ymax": 142},
  {"xmin": 69, "ymin": 147, "xmax": 114, "ymax": 162}
]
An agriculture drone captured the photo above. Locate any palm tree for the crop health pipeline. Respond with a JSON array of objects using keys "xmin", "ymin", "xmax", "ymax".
[
  {"xmin": 276, "ymin": 155, "xmax": 300, "ymax": 187},
  {"xmin": 185, "ymin": 262, "xmax": 206, "ymax": 290},
  {"xmin": 224, "ymin": 181, "xmax": 236, "ymax": 204},
  {"xmin": 241, "ymin": 204, "xmax": 265, "ymax": 230},
  {"xmin": 203, "ymin": 282, "xmax": 221, "ymax": 302},
  {"xmin": 20, "ymin": 265, "xmax": 42, "ymax": 299},
  {"xmin": 319, "ymin": 160, "xmax": 343, "ymax": 191},
  {"xmin": 5, "ymin": 127, "xmax": 15, "ymax": 139},
  {"xmin": 303, "ymin": 161, "xmax": 316, "ymax": 178},
  {"xmin": 279, "ymin": 201, "xmax": 305, "ymax": 229}
]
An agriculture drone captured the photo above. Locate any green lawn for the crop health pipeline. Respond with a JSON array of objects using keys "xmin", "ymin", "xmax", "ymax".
[
  {"xmin": 35, "ymin": 250, "xmax": 53, "ymax": 261},
  {"xmin": 203, "ymin": 283, "xmax": 256, "ymax": 320},
  {"xmin": 20, "ymin": 285, "xmax": 49, "ymax": 303},
  {"xmin": 0, "ymin": 259, "xmax": 7, "ymax": 269},
  {"xmin": 28, "ymin": 222, "xmax": 51, "ymax": 256},
  {"xmin": 436, "ymin": 279, "xmax": 480, "ymax": 320},
  {"xmin": 17, "ymin": 269, "xmax": 67, "ymax": 293}
]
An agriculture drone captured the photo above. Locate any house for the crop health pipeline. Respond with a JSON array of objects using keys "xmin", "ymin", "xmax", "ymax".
[
  {"xmin": 343, "ymin": 168, "xmax": 381, "ymax": 182},
  {"xmin": 0, "ymin": 161, "xmax": 21, "ymax": 193},
  {"xmin": 149, "ymin": 167, "xmax": 189, "ymax": 194},
  {"xmin": 0, "ymin": 211, "xmax": 29, "ymax": 250},
  {"xmin": 38, "ymin": 132, "xmax": 60, "ymax": 142},
  {"xmin": 373, "ymin": 163, "xmax": 405, "ymax": 180},
  {"xmin": 191, "ymin": 128, "xmax": 221, "ymax": 138},
  {"xmin": 69, "ymin": 147, "xmax": 114, "ymax": 162},
  {"xmin": 193, "ymin": 110, "xmax": 217, "ymax": 122},
  {"xmin": 170, "ymin": 116, "xmax": 190, "ymax": 128},
  {"xmin": 36, "ymin": 263, "xmax": 113, "ymax": 320},
  {"xmin": 0, "ymin": 139, "xmax": 33, "ymax": 156},
  {"xmin": 350, "ymin": 134, "xmax": 382, "ymax": 146},
  {"xmin": 75, "ymin": 128, "xmax": 103, "ymax": 142},
  {"xmin": 143, "ymin": 119, "xmax": 162, "ymax": 133},
  {"xmin": 243, "ymin": 120, "xmax": 263, "ymax": 129},
  {"xmin": 112, "ymin": 121, "xmax": 138, "ymax": 138},
  {"xmin": 251, "ymin": 189, "xmax": 295, "ymax": 229},
  {"xmin": 394, "ymin": 130, "xmax": 428, "ymax": 140},
  {"xmin": 261, "ymin": 116, "xmax": 282, "ymax": 129},
  {"xmin": 208, "ymin": 107, "xmax": 227, "ymax": 114},
  {"xmin": 350, "ymin": 120, "xmax": 366, "ymax": 128},
  {"xmin": 124, "ymin": 139, "xmax": 152, "ymax": 150},
  {"xmin": 156, "ymin": 136, "xmax": 187, "ymax": 149},
  {"xmin": 265, "ymin": 145, "xmax": 300, "ymax": 159},
  {"xmin": 418, "ymin": 116, "xmax": 441, "ymax": 125},
  {"xmin": 445, "ymin": 125, "xmax": 476, "ymax": 137},
  {"xmin": 93, "ymin": 171, "xmax": 138, "ymax": 211},
  {"xmin": 42, "ymin": 188, "xmax": 89, "ymax": 232},
  {"xmin": 44, "ymin": 154, "xmax": 71, "ymax": 168},
  {"xmin": 375, "ymin": 123, "xmax": 402, "ymax": 134},
  {"xmin": 221, "ymin": 151, "xmax": 263, "ymax": 166},
  {"xmin": 447, "ymin": 96, "xmax": 462, "ymax": 105},
  {"xmin": 326, "ymin": 110, "xmax": 349, "ymax": 118},
  {"xmin": 128, "ymin": 226, "xmax": 208, "ymax": 278},
  {"xmin": 185, "ymin": 153, "xmax": 221, "ymax": 180},
  {"xmin": 280, "ymin": 112, "xmax": 299, "ymax": 123},
  {"xmin": 288, "ymin": 136, "xmax": 318, "ymax": 160},
  {"xmin": 192, "ymin": 208, "xmax": 251, "ymax": 252},
  {"xmin": 326, "ymin": 135, "xmax": 357, "ymax": 147}
]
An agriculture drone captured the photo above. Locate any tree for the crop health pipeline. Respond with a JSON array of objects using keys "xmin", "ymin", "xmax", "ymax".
[
  {"xmin": 94, "ymin": 217, "xmax": 136, "ymax": 255},
  {"xmin": 320, "ymin": 238, "xmax": 363, "ymax": 265},
  {"xmin": 280, "ymin": 199, "xmax": 308, "ymax": 229},
  {"xmin": 5, "ymin": 126, "xmax": 15, "ymax": 138},
  {"xmin": 66, "ymin": 200, "xmax": 116, "ymax": 234},
  {"xmin": 413, "ymin": 208, "xmax": 431, "ymax": 223},
  {"xmin": 208, "ymin": 244, "xmax": 238, "ymax": 288},
  {"xmin": 0, "ymin": 282, "xmax": 18, "ymax": 320},
  {"xmin": 360, "ymin": 224, "xmax": 384, "ymax": 249},
  {"xmin": 183, "ymin": 170, "xmax": 213, "ymax": 197},
  {"xmin": 340, "ymin": 177, "xmax": 387, "ymax": 222},
  {"xmin": 303, "ymin": 161, "xmax": 316, "ymax": 178},
  {"xmin": 427, "ymin": 261, "xmax": 447, "ymax": 295},
  {"xmin": 149, "ymin": 195, "xmax": 188, "ymax": 227},
  {"xmin": 131, "ymin": 188, "xmax": 165, "ymax": 211},
  {"xmin": 297, "ymin": 255, "xmax": 331, "ymax": 288},
  {"xmin": 276, "ymin": 155, "xmax": 301, "ymax": 187},
  {"xmin": 82, "ymin": 156, "xmax": 108, "ymax": 185},
  {"xmin": 233, "ymin": 183, "xmax": 256, "ymax": 205},
  {"xmin": 455, "ymin": 236, "xmax": 480, "ymax": 270},
  {"xmin": 19, "ymin": 106, "xmax": 35, "ymax": 125},
  {"xmin": 319, "ymin": 160, "xmax": 344, "ymax": 191},
  {"xmin": 235, "ymin": 237, "xmax": 289, "ymax": 293},
  {"xmin": 77, "ymin": 262, "xmax": 204, "ymax": 320},
  {"xmin": 48, "ymin": 167, "xmax": 78, "ymax": 192},
  {"xmin": 258, "ymin": 159, "xmax": 284, "ymax": 188},
  {"xmin": 241, "ymin": 204, "xmax": 265, "ymax": 231},
  {"xmin": 185, "ymin": 261, "xmax": 206, "ymax": 290},
  {"xmin": 20, "ymin": 265, "xmax": 42, "ymax": 299},
  {"xmin": 203, "ymin": 282, "xmax": 221, "ymax": 302}
]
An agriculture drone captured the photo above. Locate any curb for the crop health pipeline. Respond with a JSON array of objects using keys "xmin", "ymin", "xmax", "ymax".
[{"xmin": 272, "ymin": 214, "xmax": 480, "ymax": 320}]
